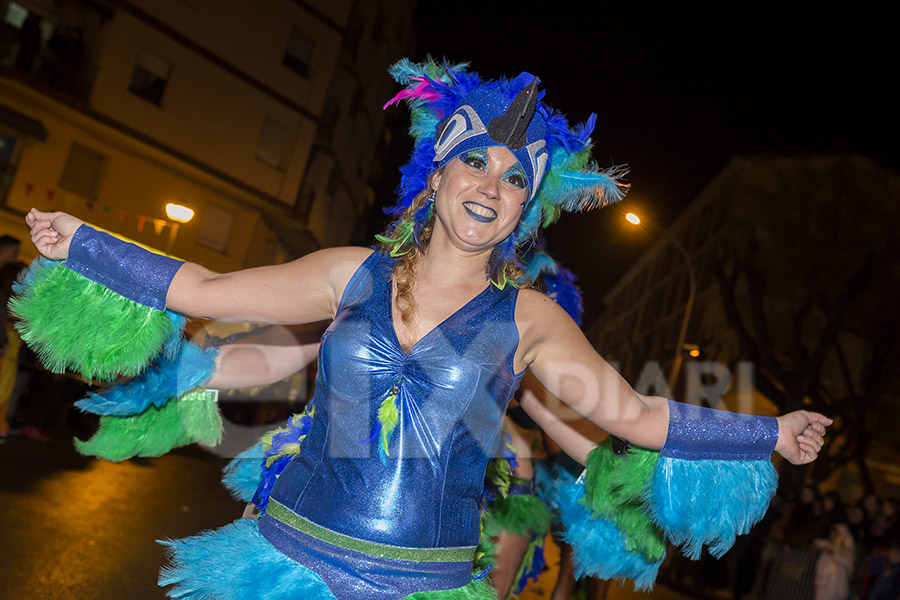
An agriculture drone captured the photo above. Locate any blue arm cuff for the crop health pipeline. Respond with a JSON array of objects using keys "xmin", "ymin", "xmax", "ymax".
[
  {"xmin": 65, "ymin": 225, "xmax": 184, "ymax": 311},
  {"xmin": 661, "ymin": 399, "xmax": 778, "ymax": 461}
]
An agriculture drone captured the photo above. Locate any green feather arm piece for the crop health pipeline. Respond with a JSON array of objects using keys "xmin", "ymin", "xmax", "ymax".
[
  {"xmin": 581, "ymin": 439, "xmax": 666, "ymax": 563},
  {"xmin": 490, "ymin": 492, "xmax": 552, "ymax": 537},
  {"xmin": 74, "ymin": 389, "xmax": 222, "ymax": 461},
  {"xmin": 9, "ymin": 259, "xmax": 175, "ymax": 381}
]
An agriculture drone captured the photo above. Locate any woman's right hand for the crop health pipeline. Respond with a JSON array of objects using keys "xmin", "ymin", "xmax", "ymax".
[{"xmin": 25, "ymin": 208, "xmax": 83, "ymax": 260}]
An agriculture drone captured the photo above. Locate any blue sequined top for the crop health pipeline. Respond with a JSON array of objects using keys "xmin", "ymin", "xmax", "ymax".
[{"xmin": 265, "ymin": 251, "xmax": 525, "ymax": 549}]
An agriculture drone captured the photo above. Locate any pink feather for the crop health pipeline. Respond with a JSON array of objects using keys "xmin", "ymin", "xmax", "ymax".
[{"xmin": 382, "ymin": 76, "xmax": 440, "ymax": 110}]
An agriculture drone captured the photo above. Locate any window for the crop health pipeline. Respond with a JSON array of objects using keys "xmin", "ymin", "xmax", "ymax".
[
  {"xmin": 326, "ymin": 163, "xmax": 341, "ymax": 198},
  {"xmin": 129, "ymin": 49, "xmax": 171, "ymax": 106},
  {"xmin": 256, "ymin": 118, "xmax": 293, "ymax": 169},
  {"xmin": 59, "ymin": 142, "xmax": 105, "ymax": 198},
  {"xmin": 283, "ymin": 27, "xmax": 315, "ymax": 77},
  {"xmin": 196, "ymin": 204, "xmax": 234, "ymax": 253},
  {"xmin": 317, "ymin": 98, "xmax": 339, "ymax": 141}
]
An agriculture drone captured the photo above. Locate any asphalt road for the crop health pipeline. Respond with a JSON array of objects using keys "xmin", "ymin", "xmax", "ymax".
[{"xmin": 0, "ymin": 423, "xmax": 245, "ymax": 600}]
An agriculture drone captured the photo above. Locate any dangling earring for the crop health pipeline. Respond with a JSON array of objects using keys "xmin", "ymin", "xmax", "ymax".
[
  {"xmin": 411, "ymin": 189, "xmax": 435, "ymax": 250},
  {"xmin": 489, "ymin": 228, "xmax": 519, "ymax": 290}
]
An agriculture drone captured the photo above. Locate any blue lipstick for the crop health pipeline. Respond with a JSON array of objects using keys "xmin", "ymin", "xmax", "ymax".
[{"xmin": 463, "ymin": 202, "xmax": 496, "ymax": 223}]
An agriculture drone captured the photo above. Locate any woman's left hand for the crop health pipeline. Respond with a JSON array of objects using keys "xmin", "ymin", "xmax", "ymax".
[{"xmin": 775, "ymin": 410, "xmax": 833, "ymax": 465}]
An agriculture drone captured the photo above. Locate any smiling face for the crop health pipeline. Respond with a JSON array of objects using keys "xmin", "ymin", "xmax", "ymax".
[{"xmin": 430, "ymin": 145, "xmax": 528, "ymax": 254}]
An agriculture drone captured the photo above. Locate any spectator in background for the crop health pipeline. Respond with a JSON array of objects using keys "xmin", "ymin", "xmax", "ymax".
[
  {"xmin": 814, "ymin": 491, "xmax": 847, "ymax": 541},
  {"xmin": 862, "ymin": 540, "xmax": 900, "ymax": 600},
  {"xmin": 784, "ymin": 484, "xmax": 822, "ymax": 546},
  {"xmin": 813, "ymin": 522, "xmax": 856, "ymax": 600}
]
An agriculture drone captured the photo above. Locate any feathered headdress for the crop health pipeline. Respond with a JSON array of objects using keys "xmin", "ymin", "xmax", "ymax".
[{"xmin": 381, "ymin": 58, "xmax": 629, "ymax": 251}]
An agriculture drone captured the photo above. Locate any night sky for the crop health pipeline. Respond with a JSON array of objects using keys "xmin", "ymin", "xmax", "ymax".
[{"xmin": 373, "ymin": 4, "xmax": 895, "ymax": 324}]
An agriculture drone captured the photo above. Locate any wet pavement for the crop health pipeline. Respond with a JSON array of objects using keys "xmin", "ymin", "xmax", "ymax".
[
  {"xmin": 0, "ymin": 422, "xmax": 243, "ymax": 600},
  {"xmin": 1, "ymin": 416, "xmax": 695, "ymax": 600}
]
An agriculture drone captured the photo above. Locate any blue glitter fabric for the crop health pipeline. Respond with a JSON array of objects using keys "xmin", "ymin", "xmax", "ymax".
[
  {"xmin": 662, "ymin": 399, "xmax": 779, "ymax": 461},
  {"xmin": 432, "ymin": 73, "xmax": 548, "ymax": 202},
  {"xmin": 253, "ymin": 250, "xmax": 524, "ymax": 599},
  {"xmin": 66, "ymin": 224, "xmax": 184, "ymax": 311}
]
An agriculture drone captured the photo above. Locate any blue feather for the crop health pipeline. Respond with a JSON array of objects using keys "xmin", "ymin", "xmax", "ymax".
[
  {"xmin": 252, "ymin": 454, "xmax": 291, "ymax": 512},
  {"xmin": 12, "ymin": 256, "xmax": 59, "ymax": 293},
  {"xmin": 75, "ymin": 340, "xmax": 218, "ymax": 416},
  {"xmin": 523, "ymin": 251, "xmax": 558, "ymax": 282},
  {"xmin": 159, "ymin": 519, "xmax": 334, "ymax": 599},
  {"xmin": 647, "ymin": 457, "xmax": 778, "ymax": 559},
  {"xmin": 221, "ymin": 441, "xmax": 266, "ymax": 502},
  {"xmin": 253, "ymin": 408, "xmax": 316, "ymax": 511},
  {"xmin": 558, "ymin": 167, "xmax": 630, "ymax": 212},
  {"xmin": 558, "ymin": 479, "xmax": 663, "ymax": 591},
  {"xmin": 514, "ymin": 535, "xmax": 547, "ymax": 594},
  {"xmin": 160, "ymin": 310, "xmax": 189, "ymax": 360}
]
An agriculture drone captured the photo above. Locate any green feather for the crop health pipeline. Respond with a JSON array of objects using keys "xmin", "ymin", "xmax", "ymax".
[
  {"xmin": 474, "ymin": 509, "xmax": 501, "ymax": 574},
  {"xmin": 377, "ymin": 390, "xmax": 400, "ymax": 457},
  {"xmin": 580, "ymin": 439, "xmax": 666, "ymax": 563},
  {"xmin": 261, "ymin": 406, "xmax": 315, "ymax": 468},
  {"xmin": 374, "ymin": 219, "xmax": 415, "ymax": 257},
  {"xmin": 490, "ymin": 492, "xmax": 552, "ymax": 537},
  {"xmin": 582, "ymin": 439, "xmax": 659, "ymax": 512},
  {"xmin": 9, "ymin": 261, "xmax": 175, "ymax": 381},
  {"xmin": 74, "ymin": 389, "xmax": 222, "ymax": 461}
]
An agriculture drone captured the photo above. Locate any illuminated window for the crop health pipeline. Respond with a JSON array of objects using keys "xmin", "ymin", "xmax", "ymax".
[
  {"xmin": 59, "ymin": 142, "xmax": 105, "ymax": 199},
  {"xmin": 129, "ymin": 49, "xmax": 171, "ymax": 106}
]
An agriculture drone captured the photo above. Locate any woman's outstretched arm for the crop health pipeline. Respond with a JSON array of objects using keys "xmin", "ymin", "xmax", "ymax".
[
  {"xmin": 515, "ymin": 288, "xmax": 831, "ymax": 465},
  {"xmin": 204, "ymin": 322, "xmax": 326, "ymax": 389},
  {"xmin": 26, "ymin": 208, "xmax": 370, "ymax": 325}
]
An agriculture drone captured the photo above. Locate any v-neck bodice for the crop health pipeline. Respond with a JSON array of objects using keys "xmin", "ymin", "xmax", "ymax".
[
  {"xmin": 387, "ymin": 270, "xmax": 493, "ymax": 356},
  {"xmin": 264, "ymin": 251, "xmax": 524, "ymax": 552}
]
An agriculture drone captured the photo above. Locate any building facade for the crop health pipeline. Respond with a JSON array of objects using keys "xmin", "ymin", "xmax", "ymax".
[
  {"xmin": 0, "ymin": 0, "xmax": 414, "ymax": 269},
  {"xmin": 587, "ymin": 153, "xmax": 900, "ymax": 497}
]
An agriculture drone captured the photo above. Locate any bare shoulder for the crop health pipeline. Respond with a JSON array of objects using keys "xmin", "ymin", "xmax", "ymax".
[
  {"xmin": 515, "ymin": 287, "xmax": 573, "ymax": 318},
  {"xmin": 323, "ymin": 246, "xmax": 375, "ymax": 291},
  {"xmin": 277, "ymin": 246, "xmax": 374, "ymax": 315},
  {"xmin": 283, "ymin": 246, "xmax": 372, "ymax": 279},
  {"xmin": 514, "ymin": 287, "xmax": 581, "ymax": 367}
]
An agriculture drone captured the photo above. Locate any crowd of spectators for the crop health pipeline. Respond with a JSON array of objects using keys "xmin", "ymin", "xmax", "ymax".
[{"xmin": 672, "ymin": 482, "xmax": 900, "ymax": 600}]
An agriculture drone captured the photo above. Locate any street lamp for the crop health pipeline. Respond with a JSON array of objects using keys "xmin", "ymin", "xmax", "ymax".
[
  {"xmin": 164, "ymin": 202, "xmax": 194, "ymax": 254},
  {"xmin": 625, "ymin": 212, "xmax": 696, "ymax": 393}
]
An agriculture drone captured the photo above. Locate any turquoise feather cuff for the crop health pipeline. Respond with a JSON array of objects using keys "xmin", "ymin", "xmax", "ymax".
[{"xmin": 560, "ymin": 432, "xmax": 779, "ymax": 589}]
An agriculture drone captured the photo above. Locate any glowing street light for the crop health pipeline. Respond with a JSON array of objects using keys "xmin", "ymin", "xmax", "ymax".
[
  {"xmin": 164, "ymin": 203, "xmax": 194, "ymax": 254},
  {"xmin": 625, "ymin": 212, "xmax": 697, "ymax": 392},
  {"xmin": 165, "ymin": 203, "xmax": 195, "ymax": 223}
]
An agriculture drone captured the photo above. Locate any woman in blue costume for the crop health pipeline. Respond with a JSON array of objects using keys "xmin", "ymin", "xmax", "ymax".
[{"xmin": 24, "ymin": 59, "xmax": 831, "ymax": 600}]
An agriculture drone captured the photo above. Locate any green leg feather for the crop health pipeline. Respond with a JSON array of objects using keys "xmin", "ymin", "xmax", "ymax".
[{"xmin": 74, "ymin": 389, "xmax": 222, "ymax": 461}]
